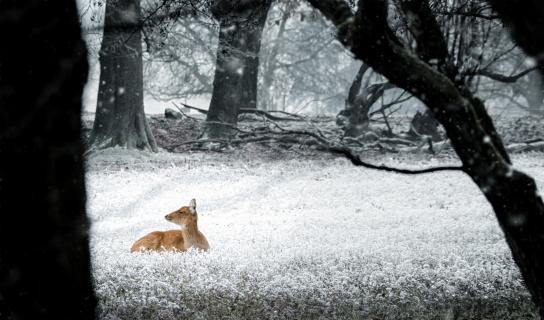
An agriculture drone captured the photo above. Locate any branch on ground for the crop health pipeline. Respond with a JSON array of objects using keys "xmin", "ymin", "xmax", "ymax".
[
  {"xmin": 165, "ymin": 119, "xmax": 463, "ymax": 175},
  {"xmin": 506, "ymin": 139, "xmax": 544, "ymax": 153},
  {"xmin": 173, "ymin": 102, "xmax": 305, "ymax": 121}
]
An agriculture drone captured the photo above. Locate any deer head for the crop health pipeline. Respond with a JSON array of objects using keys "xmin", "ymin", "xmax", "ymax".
[{"xmin": 165, "ymin": 199, "xmax": 197, "ymax": 230}]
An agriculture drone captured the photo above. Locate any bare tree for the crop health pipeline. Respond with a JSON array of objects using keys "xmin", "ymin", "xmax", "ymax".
[
  {"xmin": 0, "ymin": 0, "xmax": 96, "ymax": 318},
  {"xmin": 308, "ymin": 0, "xmax": 544, "ymax": 316}
]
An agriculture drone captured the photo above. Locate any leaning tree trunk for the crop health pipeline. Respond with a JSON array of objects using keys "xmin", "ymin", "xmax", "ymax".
[
  {"xmin": 0, "ymin": 0, "xmax": 96, "ymax": 318},
  {"xmin": 202, "ymin": 0, "xmax": 272, "ymax": 139},
  {"xmin": 309, "ymin": 0, "xmax": 544, "ymax": 316},
  {"xmin": 89, "ymin": 0, "xmax": 157, "ymax": 151}
]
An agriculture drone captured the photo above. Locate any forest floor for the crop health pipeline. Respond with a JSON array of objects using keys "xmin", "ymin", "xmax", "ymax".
[{"xmin": 85, "ymin": 113, "xmax": 544, "ymax": 319}]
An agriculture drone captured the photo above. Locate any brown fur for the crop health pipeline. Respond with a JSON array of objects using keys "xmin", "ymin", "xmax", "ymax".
[{"xmin": 130, "ymin": 199, "xmax": 209, "ymax": 252}]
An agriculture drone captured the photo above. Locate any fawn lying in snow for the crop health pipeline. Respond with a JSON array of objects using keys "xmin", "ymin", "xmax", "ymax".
[{"xmin": 130, "ymin": 199, "xmax": 209, "ymax": 252}]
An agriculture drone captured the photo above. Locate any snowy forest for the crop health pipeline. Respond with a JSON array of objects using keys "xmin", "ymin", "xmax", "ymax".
[{"xmin": 1, "ymin": 0, "xmax": 544, "ymax": 319}]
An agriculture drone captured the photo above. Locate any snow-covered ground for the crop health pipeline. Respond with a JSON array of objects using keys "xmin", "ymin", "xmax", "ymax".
[{"xmin": 87, "ymin": 149, "xmax": 544, "ymax": 319}]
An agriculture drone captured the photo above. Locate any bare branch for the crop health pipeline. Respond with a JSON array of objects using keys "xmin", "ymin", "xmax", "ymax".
[
  {"xmin": 177, "ymin": 102, "xmax": 305, "ymax": 122},
  {"xmin": 475, "ymin": 67, "xmax": 538, "ymax": 83}
]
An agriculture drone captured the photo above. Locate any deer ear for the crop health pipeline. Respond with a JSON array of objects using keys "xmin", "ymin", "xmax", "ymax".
[{"xmin": 189, "ymin": 199, "xmax": 196, "ymax": 213}]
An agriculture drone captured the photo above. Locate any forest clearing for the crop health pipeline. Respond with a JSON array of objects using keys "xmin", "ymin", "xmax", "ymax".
[
  {"xmin": 3, "ymin": 0, "xmax": 544, "ymax": 319},
  {"xmin": 87, "ymin": 115, "xmax": 541, "ymax": 319}
]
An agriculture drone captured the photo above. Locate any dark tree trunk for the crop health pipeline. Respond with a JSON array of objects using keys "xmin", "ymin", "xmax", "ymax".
[
  {"xmin": 203, "ymin": 0, "xmax": 272, "ymax": 139},
  {"xmin": 0, "ymin": 1, "xmax": 96, "ymax": 319},
  {"xmin": 89, "ymin": 0, "xmax": 157, "ymax": 151},
  {"xmin": 241, "ymin": 5, "xmax": 270, "ymax": 110},
  {"xmin": 309, "ymin": 0, "xmax": 544, "ymax": 316}
]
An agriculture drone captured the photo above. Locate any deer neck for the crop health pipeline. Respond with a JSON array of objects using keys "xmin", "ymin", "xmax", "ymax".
[{"xmin": 181, "ymin": 221, "xmax": 198, "ymax": 246}]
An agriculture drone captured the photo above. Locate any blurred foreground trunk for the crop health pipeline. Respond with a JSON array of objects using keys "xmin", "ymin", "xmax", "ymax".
[{"xmin": 0, "ymin": 0, "xmax": 97, "ymax": 318}]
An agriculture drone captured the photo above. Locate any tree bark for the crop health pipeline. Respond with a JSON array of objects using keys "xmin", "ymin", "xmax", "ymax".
[
  {"xmin": 308, "ymin": 0, "xmax": 544, "ymax": 316},
  {"xmin": 203, "ymin": 0, "xmax": 272, "ymax": 139},
  {"xmin": 0, "ymin": 1, "xmax": 96, "ymax": 318},
  {"xmin": 89, "ymin": 0, "xmax": 157, "ymax": 151}
]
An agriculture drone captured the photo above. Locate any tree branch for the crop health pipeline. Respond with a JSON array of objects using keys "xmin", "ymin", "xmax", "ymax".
[
  {"xmin": 475, "ymin": 67, "xmax": 538, "ymax": 83},
  {"xmin": 176, "ymin": 102, "xmax": 305, "ymax": 121}
]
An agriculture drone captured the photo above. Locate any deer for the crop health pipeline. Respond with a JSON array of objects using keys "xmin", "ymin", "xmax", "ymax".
[{"xmin": 130, "ymin": 199, "xmax": 209, "ymax": 252}]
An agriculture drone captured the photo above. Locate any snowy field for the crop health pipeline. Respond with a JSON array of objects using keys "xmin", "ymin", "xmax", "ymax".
[{"xmin": 87, "ymin": 149, "xmax": 544, "ymax": 319}]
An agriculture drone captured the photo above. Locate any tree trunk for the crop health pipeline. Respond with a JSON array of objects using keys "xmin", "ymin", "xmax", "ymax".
[
  {"xmin": 525, "ymin": 70, "xmax": 544, "ymax": 114},
  {"xmin": 261, "ymin": 5, "xmax": 290, "ymax": 111},
  {"xmin": 89, "ymin": 0, "xmax": 157, "ymax": 151},
  {"xmin": 309, "ymin": 1, "xmax": 544, "ymax": 316},
  {"xmin": 0, "ymin": 0, "xmax": 96, "ymax": 318},
  {"xmin": 203, "ymin": 0, "xmax": 272, "ymax": 139},
  {"xmin": 241, "ymin": 5, "xmax": 270, "ymax": 110}
]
